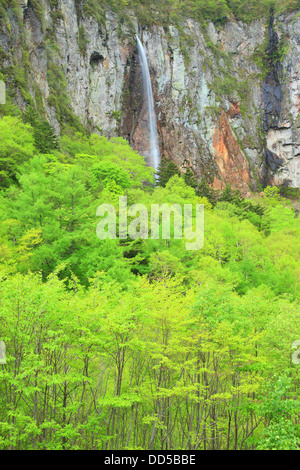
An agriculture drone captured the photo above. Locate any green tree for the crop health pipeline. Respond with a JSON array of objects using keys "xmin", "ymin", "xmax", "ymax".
[
  {"xmin": 157, "ymin": 156, "xmax": 181, "ymax": 187},
  {"xmin": 0, "ymin": 116, "xmax": 35, "ymax": 188},
  {"xmin": 196, "ymin": 178, "xmax": 218, "ymax": 205},
  {"xmin": 184, "ymin": 167, "xmax": 198, "ymax": 189},
  {"xmin": 256, "ymin": 375, "xmax": 300, "ymax": 450}
]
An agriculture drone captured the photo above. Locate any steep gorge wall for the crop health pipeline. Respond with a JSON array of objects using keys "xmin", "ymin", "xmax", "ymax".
[{"xmin": 0, "ymin": 0, "xmax": 299, "ymax": 190}]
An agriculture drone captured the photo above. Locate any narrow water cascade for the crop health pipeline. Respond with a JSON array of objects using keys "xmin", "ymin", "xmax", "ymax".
[{"xmin": 136, "ymin": 36, "xmax": 160, "ymax": 173}]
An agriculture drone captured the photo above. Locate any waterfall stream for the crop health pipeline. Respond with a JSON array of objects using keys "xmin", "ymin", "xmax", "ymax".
[{"xmin": 136, "ymin": 36, "xmax": 160, "ymax": 173}]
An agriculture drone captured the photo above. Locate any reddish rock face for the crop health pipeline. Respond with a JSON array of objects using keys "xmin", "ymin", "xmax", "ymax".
[
  {"xmin": 132, "ymin": 102, "xmax": 153, "ymax": 167},
  {"xmin": 212, "ymin": 111, "xmax": 250, "ymax": 191},
  {"xmin": 120, "ymin": 50, "xmax": 156, "ymax": 169}
]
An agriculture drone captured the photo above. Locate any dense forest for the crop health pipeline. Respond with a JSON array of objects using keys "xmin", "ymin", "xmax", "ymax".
[
  {"xmin": 0, "ymin": 112, "xmax": 299, "ymax": 450},
  {"xmin": 0, "ymin": 0, "xmax": 300, "ymax": 452}
]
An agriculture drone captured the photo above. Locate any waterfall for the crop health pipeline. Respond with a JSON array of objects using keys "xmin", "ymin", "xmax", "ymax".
[{"xmin": 136, "ymin": 36, "xmax": 160, "ymax": 173}]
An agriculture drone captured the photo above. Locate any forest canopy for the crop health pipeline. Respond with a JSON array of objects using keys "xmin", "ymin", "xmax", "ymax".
[{"xmin": 0, "ymin": 114, "xmax": 299, "ymax": 450}]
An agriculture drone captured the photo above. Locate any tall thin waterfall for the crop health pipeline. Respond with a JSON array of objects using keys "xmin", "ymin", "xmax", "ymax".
[{"xmin": 136, "ymin": 36, "xmax": 160, "ymax": 173}]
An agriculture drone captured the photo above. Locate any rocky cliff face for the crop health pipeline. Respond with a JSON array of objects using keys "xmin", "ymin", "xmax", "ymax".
[{"xmin": 1, "ymin": 0, "xmax": 299, "ymax": 190}]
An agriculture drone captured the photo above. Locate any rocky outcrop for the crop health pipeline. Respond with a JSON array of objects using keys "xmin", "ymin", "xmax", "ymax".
[
  {"xmin": 262, "ymin": 9, "xmax": 283, "ymax": 133},
  {"xmin": 263, "ymin": 11, "xmax": 300, "ymax": 188},
  {"xmin": 0, "ymin": 1, "xmax": 299, "ymax": 189},
  {"xmin": 212, "ymin": 110, "xmax": 251, "ymax": 192}
]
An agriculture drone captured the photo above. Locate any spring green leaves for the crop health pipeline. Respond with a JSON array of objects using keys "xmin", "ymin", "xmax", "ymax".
[{"xmin": 0, "ymin": 114, "xmax": 300, "ymax": 449}]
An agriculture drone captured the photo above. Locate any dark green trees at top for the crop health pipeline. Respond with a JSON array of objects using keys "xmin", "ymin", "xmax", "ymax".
[
  {"xmin": 196, "ymin": 178, "xmax": 218, "ymax": 205},
  {"xmin": 184, "ymin": 167, "xmax": 198, "ymax": 189},
  {"xmin": 157, "ymin": 156, "xmax": 181, "ymax": 187},
  {"xmin": 23, "ymin": 108, "xmax": 59, "ymax": 154}
]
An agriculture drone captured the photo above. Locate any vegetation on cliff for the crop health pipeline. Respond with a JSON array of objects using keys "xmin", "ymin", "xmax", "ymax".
[
  {"xmin": 2, "ymin": 0, "xmax": 300, "ymax": 30},
  {"xmin": 82, "ymin": 0, "xmax": 300, "ymax": 25}
]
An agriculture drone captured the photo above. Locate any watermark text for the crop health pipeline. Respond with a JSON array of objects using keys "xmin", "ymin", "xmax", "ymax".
[{"xmin": 96, "ymin": 197, "xmax": 204, "ymax": 251}]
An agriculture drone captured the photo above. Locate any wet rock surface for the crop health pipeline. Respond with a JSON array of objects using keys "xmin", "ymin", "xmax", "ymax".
[{"xmin": 262, "ymin": 9, "xmax": 283, "ymax": 133}]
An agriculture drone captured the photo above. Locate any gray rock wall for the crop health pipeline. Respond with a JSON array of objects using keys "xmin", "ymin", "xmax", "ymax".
[{"xmin": 0, "ymin": 0, "xmax": 299, "ymax": 189}]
